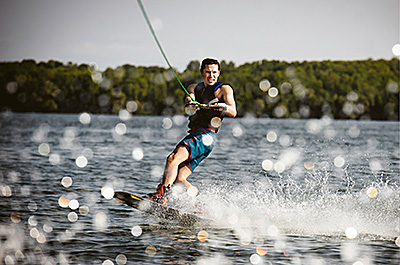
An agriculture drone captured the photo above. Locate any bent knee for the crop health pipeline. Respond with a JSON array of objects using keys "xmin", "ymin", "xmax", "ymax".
[
  {"xmin": 166, "ymin": 152, "xmax": 177, "ymax": 163},
  {"xmin": 166, "ymin": 146, "xmax": 189, "ymax": 164}
]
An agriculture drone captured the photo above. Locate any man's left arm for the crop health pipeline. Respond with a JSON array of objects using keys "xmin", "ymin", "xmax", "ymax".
[{"xmin": 218, "ymin": 85, "xmax": 237, "ymax": 118}]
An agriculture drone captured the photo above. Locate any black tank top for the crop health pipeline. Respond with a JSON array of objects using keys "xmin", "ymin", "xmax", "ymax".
[{"xmin": 188, "ymin": 82, "xmax": 225, "ymax": 131}]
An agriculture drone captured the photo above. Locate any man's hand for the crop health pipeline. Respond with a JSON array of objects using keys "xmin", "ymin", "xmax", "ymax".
[
  {"xmin": 184, "ymin": 101, "xmax": 199, "ymax": 115},
  {"xmin": 198, "ymin": 102, "xmax": 227, "ymax": 113}
]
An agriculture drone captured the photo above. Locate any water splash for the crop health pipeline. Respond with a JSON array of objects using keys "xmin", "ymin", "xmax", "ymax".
[{"xmin": 197, "ymin": 171, "xmax": 399, "ymax": 241}]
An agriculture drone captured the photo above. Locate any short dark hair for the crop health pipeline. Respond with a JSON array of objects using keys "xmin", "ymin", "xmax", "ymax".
[{"xmin": 200, "ymin": 58, "xmax": 220, "ymax": 72}]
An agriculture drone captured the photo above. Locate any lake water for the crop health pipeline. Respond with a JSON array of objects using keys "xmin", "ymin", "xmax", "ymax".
[{"xmin": 0, "ymin": 112, "xmax": 399, "ymax": 264}]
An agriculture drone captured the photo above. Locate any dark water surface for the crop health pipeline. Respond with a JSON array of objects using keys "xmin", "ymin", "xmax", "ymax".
[{"xmin": 0, "ymin": 113, "xmax": 399, "ymax": 264}]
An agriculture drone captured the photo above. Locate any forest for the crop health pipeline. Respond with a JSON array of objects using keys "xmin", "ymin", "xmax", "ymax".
[{"xmin": 0, "ymin": 58, "xmax": 398, "ymax": 120}]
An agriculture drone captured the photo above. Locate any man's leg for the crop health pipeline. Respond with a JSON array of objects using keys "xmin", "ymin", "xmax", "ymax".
[
  {"xmin": 175, "ymin": 165, "xmax": 193, "ymax": 189},
  {"xmin": 162, "ymin": 145, "xmax": 190, "ymax": 187}
]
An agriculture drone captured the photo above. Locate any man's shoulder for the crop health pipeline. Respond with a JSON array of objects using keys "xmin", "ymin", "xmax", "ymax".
[
  {"xmin": 220, "ymin": 84, "xmax": 233, "ymax": 92},
  {"xmin": 187, "ymin": 83, "xmax": 199, "ymax": 92}
]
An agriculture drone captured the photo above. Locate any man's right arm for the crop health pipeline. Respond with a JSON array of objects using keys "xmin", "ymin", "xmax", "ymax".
[{"xmin": 185, "ymin": 84, "xmax": 196, "ymax": 105}]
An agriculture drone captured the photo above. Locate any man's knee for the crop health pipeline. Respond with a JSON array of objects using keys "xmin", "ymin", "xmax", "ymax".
[
  {"xmin": 167, "ymin": 146, "xmax": 188, "ymax": 164},
  {"xmin": 166, "ymin": 152, "xmax": 177, "ymax": 164}
]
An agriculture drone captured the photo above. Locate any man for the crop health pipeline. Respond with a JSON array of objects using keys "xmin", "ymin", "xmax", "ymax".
[{"xmin": 148, "ymin": 58, "xmax": 237, "ymax": 203}]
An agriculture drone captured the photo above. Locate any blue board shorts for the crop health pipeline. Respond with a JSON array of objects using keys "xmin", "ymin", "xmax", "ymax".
[{"xmin": 178, "ymin": 128, "xmax": 216, "ymax": 172}]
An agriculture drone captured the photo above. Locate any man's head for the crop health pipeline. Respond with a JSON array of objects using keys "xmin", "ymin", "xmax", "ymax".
[{"xmin": 200, "ymin": 58, "xmax": 220, "ymax": 86}]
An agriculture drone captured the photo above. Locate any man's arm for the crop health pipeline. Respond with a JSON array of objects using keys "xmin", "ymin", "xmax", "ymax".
[
  {"xmin": 185, "ymin": 84, "xmax": 197, "ymax": 105},
  {"xmin": 218, "ymin": 85, "xmax": 237, "ymax": 118}
]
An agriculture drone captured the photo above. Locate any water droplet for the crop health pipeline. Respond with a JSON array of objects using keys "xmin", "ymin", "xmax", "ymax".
[
  {"xmin": 347, "ymin": 91, "xmax": 359, "ymax": 102},
  {"xmin": 273, "ymin": 105, "xmax": 287, "ymax": 118},
  {"xmin": 75, "ymin": 156, "xmax": 88, "ymax": 168},
  {"xmin": 256, "ymin": 246, "xmax": 268, "ymax": 256},
  {"xmin": 324, "ymin": 127, "xmax": 336, "ymax": 140},
  {"xmin": 145, "ymin": 245, "xmax": 157, "ymax": 257},
  {"xmin": 1, "ymin": 185, "xmax": 12, "ymax": 197},
  {"xmin": 119, "ymin": 109, "xmax": 131, "ymax": 121},
  {"xmin": 266, "ymin": 131, "xmax": 277, "ymax": 142},
  {"xmin": 210, "ymin": 117, "xmax": 222, "ymax": 128},
  {"xmin": 69, "ymin": 199, "xmax": 79, "ymax": 210},
  {"xmin": 61, "ymin": 177, "xmax": 73, "ymax": 188},
  {"xmin": 187, "ymin": 186, "xmax": 198, "ymax": 197},
  {"xmin": 43, "ymin": 223, "xmax": 53, "ymax": 233},
  {"xmin": 273, "ymin": 161, "xmax": 286, "ymax": 173},
  {"xmin": 304, "ymin": 162, "xmax": 314, "ymax": 170},
  {"xmin": 37, "ymin": 234, "xmax": 47, "ymax": 244},
  {"xmin": 299, "ymin": 105, "xmax": 311, "ymax": 118},
  {"xmin": 334, "ymin": 156, "xmax": 345, "ymax": 168},
  {"xmin": 197, "ymin": 230, "xmax": 209, "ymax": 242},
  {"xmin": 250, "ymin": 254, "xmax": 261, "ymax": 264},
  {"xmin": 88, "ymin": 62, "xmax": 99, "ymax": 72},
  {"xmin": 386, "ymin": 81, "xmax": 399, "ymax": 94},
  {"xmin": 392, "ymin": 43, "xmax": 400, "ymax": 56},
  {"xmin": 10, "ymin": 212, "xmax": 21, "ymax": 223},
  {"xmin": 259, "ymin": 79, "xmax": 271, "ymax": 92},
  {"xmin": 49, "ymin": 154, "xmax": 60, "ymax": 165},
  {"xmin": 348, "ymin": 125, "xmax": 360, "ymax": 138},
  {"xmin": 132, "ymin": 148, "xmax": 144, "ymax": 161},
  {"xmin": 162, "ymin": 118, "xmax": 173, "ymax": 129},
  {"xmin": 369, "ymin": 159, "xmax": 382, "ymax": 172},
  {"xmin": 131, "ymin": 226, "xmax": 142, "ymax": 237},
  {"xmin": 102, "ymin": 259, "xmax": 114, "ymax": 265},
  {"xmin": 116, "ymin": 254, "xmax": 127, "ymax": 265},
  {"xmin": 366, "ymin": 187, "xmax": 378, "ymax": 198},
  {"xmin": 6, "ymin": 81, "xmax": 18, "ymax": 94},
  {"xmin": 126, "ymin": 101, "xmax": 138, "ymax": 112},
  {"xmin": 115, "ymin": 123, "xmax": 127, "ymax": 135},
  {"xmin": 58, "ymin": 196, "xmax": 70, "ymax": 208},
  {"xmin": 280, "ymin": 82, "xmax": 292, "ymax": 94},
  {"xmin": 202, "ymin": 134, "xmax": 214, "ymax": 146},
  {"xmin": 395, "ymin": 236, "xmax": 400, "ymax": 247},
  {"xmin": 268, "ymin": 87, "xmax": 279, "ymax": 98},
  {"xmin": 345, "ymin": 227, "xmax": 358, "ymax": 239},
  {"xmin": 63, "ymin": 127, "xmax": 77, "ymax": 142},
  {"xmin": 262, "ymin": 160, "xmax": 274, "ymax": 171},
  {"xmin": 38, "ymin": 143, "xmax": 50, "ymax": 156},
  {"xmin": 305, "ymin": 120, "xmax": 322, "ymax": 134},
  {"xmin": 173, "ymin": 115, "xmax": 185, "ymax": 126},
  {"xmin": 94, "ymin": 212, "xmax": 108, "ymax": 231},
  {"xmin": 79, "ymin": 112, "xmax": 91, "ymax": 124},
  {"xmin": 68, "ymin": 212, "xmax": 78, "ymax": 222},
  {"xmin": 30, "ymin": 227, "xmax": 39, "ymax": 238},
  {"xmin": 267, "ymin": 225, "xmax": 279, "ymax": 237},
  {"xmin": 28, "ymin": 201, "xmax": 38, "ymax": 211},
  {"xmin": 151, "ymin": 166, "xmax": 163, "ymax": 178},
  {"xmin": 101, "ymin": 186, "xmax": 114, "ymax": 200},
  {"xmin": 79, "ymin": 206, "xmax": 90, "ymax": 215},
  {"xmin": 279, "ymin": 135, "xmax": 291, "ymax": 147},
  {"xmin": 232, "ymin": 125, "xmax": 243, "ymax": 137}
]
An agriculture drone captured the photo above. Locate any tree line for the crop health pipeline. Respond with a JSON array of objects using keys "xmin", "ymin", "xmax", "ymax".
[{"xmin": 0, "ymin": 58, "xmax": 398, "ymax": 120}]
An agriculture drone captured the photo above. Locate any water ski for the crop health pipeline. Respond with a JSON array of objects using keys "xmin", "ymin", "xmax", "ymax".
[{"xmin": 113, "ymin": 191, "xmax": 207, "ymax": 225}]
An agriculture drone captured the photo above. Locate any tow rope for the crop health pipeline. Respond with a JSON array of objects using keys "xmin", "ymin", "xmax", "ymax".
[{"xmin": 136, "ymin": 0, "xmax": 198, "ymax": 105}]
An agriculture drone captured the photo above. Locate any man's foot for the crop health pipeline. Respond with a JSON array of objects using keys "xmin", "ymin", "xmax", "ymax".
[{"xmin": 146, "ymin": 184, "xmax": 170, "ymax": 204}]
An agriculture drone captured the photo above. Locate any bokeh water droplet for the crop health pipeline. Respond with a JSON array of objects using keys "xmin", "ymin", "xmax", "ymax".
[
  {"xmin": 131, "ymin": 226, "xmax": 142, "ymax": 237},
  {"xmin": 79, "ymin": 112, "xmax": 91, "ymax": 124},
  {"xmin": 197, "ymin": 230, "xmax": 209, "ymax": 242},
  {"xmin": 61, "ymin": 177, "xmax": 73, "ymax": 187},
  {"xmin": 345, "ymin": 227, "xmax": 358, "ymax": 239},
  {"xmin": 132, "ymin": 148, "xmax": 144, "ymax": 161},
  {"xmin": 75, "ymin": 156, "xmax": 88, "ymax": 168}
]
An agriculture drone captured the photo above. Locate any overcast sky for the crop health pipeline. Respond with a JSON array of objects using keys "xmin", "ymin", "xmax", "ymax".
[{"xmin": 1, "ymin": 0, "xmax": 399, "ymax": 71}]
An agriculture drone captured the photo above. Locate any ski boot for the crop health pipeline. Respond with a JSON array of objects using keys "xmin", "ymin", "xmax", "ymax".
[{"xmin": 146, "ymin": 184, "xmax": 170, "ymax": 204}]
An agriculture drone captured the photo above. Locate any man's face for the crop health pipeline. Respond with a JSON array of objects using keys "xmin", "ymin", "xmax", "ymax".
[{"xmin": 201, "ymin": 64, "xmax": 220, "ymax": 86}]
